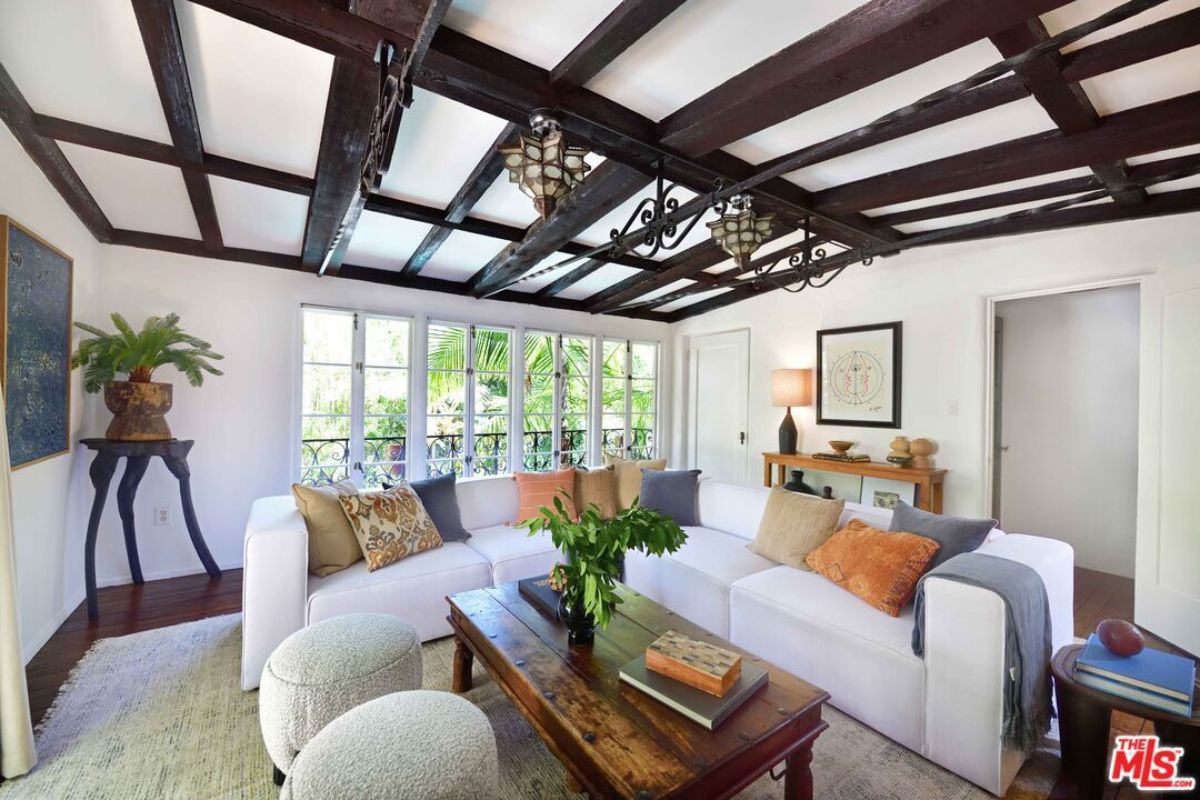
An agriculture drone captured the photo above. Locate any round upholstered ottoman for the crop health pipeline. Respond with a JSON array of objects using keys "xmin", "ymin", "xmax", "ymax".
[
  {"xmin": 259, "ymin": 613, "xmax": 422, "ymax": 780},
  {"xmin": 281, "ymin": 690, "xmax": 499, "ymax": 800}
]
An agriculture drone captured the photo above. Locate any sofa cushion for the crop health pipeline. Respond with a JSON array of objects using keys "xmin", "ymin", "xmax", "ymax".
[
  {"xmin": 307, "ymin": 543, "xmax": 491, "ymax": 642},
  {"xmin": 456, "ymin": 475, "xmax": 519, "ymax": 531},
  {"xmin": 624, "ymin": 526, "xmax": 776, "ymax": 638},
  {"xmin": 729, "ymin": 566, "xmax": 924, "ymax": 750},
  {"xmin": 697, "ymin": 480, "xmax": 771, "ymax": 541},
  {"xmin": 749, "ymin": 489, "xmax": 844, "ymax": 570},
  {"xmin": 292, "ymin": 480, "xmax": 362, "ymax": 577},
  {"xmin": 339, "ymin": 486, "xmax": 443, "ymax": 572},
  {"xmin": 464, "ymin": 524, "xmax": 562, "ymax": 585},
  {"xmin": 640, "ymin": 469, "xmax": 701, "ymax": 525},
  {"xmin": 806, "ymin": 519, "xmax": 940, "ymax": 617},
  {"xmin": 410, "ymin": 472, "xmax": 470, "ymax": 542},
  {"xmin": 604, "ymin": 454, "xmax": 666, "ymax": 509},
  {"xmin": 890, "ymin": 501, "xmax": 996, "ymax": 572}
]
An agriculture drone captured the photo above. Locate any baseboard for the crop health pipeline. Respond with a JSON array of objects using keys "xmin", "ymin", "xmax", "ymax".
[
  {"xmin": 96, "ymin": 558, "xmax": 242, "ymax": 588},
  {"xmin": 22, "ymin": 586, "xmax": 87, "ymax": 665}
]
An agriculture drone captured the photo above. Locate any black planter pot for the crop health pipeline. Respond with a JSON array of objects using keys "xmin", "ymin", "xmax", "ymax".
[
  {"xmin": 782, "ymin": 469, "xmax": 818, "ymax": 495},
  {"xmin": 557, "ymin": 593, "xmax": 596, "ymax": 647}
]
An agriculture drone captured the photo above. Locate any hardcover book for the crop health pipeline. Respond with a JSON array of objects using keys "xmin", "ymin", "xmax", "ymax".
[
  {"xmin": 619, "ymin": 654, "xmax": 768, "ymax": 730},
  {"xmin": 1077, "ymin": 634, "xmax": 1196, "ymax": 706},
  {"xmin": 811, "ymin": 452, "xmax": 871, "ymax": 463},
  {"xmin": 517, "ymin": 576, "xmax": 561, "ymax": 620},
  {"xmin": 1075, "ymin": 670, "xmax": 1194, "ymax": 718}
]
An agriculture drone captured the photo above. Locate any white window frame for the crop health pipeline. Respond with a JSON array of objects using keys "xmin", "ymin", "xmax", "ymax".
[
  {"xmin": 599, "ymin": 337, "xmax": 660, "ymax": 460},
  {"xmin": 521, "ymin": 331, "xmax": 595, "ymax": 470}
]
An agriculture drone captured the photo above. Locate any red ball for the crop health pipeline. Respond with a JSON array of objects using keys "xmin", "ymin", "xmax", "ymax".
[{"xmin": 1097, "ymin": 618, "xmax": 1145, "ymax": 657}]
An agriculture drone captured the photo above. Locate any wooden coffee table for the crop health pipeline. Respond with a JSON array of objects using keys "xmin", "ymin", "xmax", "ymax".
[{"xmin": 447, "ymin": 582, "xmax": 829, "ymax": 799}]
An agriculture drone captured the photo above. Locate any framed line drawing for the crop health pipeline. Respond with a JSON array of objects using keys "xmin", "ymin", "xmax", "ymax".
[
  {"xmin": 816, "ymin": 321, "xmax": 901, "ymax": 429},
  {"xmin": 1, "ymin": 216, "xmax": 73, "ymax": 468}
]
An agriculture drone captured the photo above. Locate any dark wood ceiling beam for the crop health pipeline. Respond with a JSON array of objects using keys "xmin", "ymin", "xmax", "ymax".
[
  {"xmin": 132, "ymin": 0, "xmax": 223, "ymax": 250},
  {"xmin": 534, "ymin": 259, "xmax": 606, "ymax": 299},
  {"xmin": 990, "ymin": 18, "xmax": 1145, "ymax": 207},
  {"xmin": 0, "ymin": 64, "xmax": 113, "ymax": 242},
  {"xmin": 1060, "ymin": 6, "xmax": 1200, "ymax": 83},
  {"xmin": 586, "ymin": 241, "xmax": 731, "ymax": 313},
  {"xmin": 302, "ymin": 0, "xmax": 450, "ymax": 276},
  {"xmin": 870, "ymin": 175, "xmax": 1099, "ymax": 227},
  {"xmin": 399, "ymin": 122, "xmax": 516, "ymax": 277},
  {"xmin": 667, "ymin": 187, "xmax": 1200, "ymax": 321},
  {"xmin": 656, "ymin": 0, "xmax": 1073, "ymax": 157},
  {"xmin": 812, "ymin": 91, "xmax": 1200, "ymax": 215},
  {"xmin": 550, "ymin": 0, "xmax": 687, "ymax": 88}
]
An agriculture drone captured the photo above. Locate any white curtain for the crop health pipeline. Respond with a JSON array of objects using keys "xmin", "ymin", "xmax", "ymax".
[{"xmin": 0, "ymin": 394, "xmax": 35, "ymax": 778}]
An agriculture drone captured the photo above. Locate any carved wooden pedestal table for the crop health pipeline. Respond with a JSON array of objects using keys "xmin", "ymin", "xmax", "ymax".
[{"xmin": 80, "ymin": 438, "xmax": 222, "ymax": 619}]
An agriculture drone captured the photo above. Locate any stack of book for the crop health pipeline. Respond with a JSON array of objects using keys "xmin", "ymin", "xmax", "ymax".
[
  {"xmin": 619, "ymin": 630, "xmax": 768, "ymax": 730},
  {"xmin": 1075, "ymin": 633, "xmax": 1196, "ymax": 717},
  {"xmin": 811, "ymin": 452, "xmax": 870, "ymax": 463}
]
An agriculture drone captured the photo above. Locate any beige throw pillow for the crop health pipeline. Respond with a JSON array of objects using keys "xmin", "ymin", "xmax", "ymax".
[
  {"xmin": 292, "ymin": 480, "xmax": 363, "ymax": 577},
  {"xmin": 603, "ymin": 453, "xmax": 667, "ymax": 509},
  {"xmin": 574, "ymin": 467, "xmax": 618, "ymax": 519},
  {"xmin": 338, "ymin": 485, "xmax": 444, "ymax": 572},
  {"xmin": 749, "ymin": 489, "xmax": 845, "ymax": 570}
]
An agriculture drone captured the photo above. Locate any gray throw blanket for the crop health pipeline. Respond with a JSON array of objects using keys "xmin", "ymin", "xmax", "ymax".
[{"xmin": 911, "ymin": 552, "xmax": 1052, "ymax": 754}]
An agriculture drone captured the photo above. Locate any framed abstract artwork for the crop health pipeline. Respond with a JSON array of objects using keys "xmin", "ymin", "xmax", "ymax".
[
  {"xmin": 816, "ymin": 321, "xmax": 901, "ymax": 428},
  {"xmin": 1, "ymin": 217, "xmax": 73, "ymax": 468}
]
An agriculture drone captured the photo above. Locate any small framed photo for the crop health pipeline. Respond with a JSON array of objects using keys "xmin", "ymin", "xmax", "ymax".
[
  {"xmin": 817, "ymin": 321, "xmax": 901, "ymax": 428},
  {"xmin": 860, "ymin": 476, "xmax": 915, "ymax": 510}
]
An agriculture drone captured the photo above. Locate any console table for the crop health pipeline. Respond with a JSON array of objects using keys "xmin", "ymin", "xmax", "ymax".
[
  {"xmin": 81, "ymin": 438, "xmax": 222, "ymax": 619},
  {"xmin": 762, "ymin": 452, "xmax": 946, "ymax": 513}
]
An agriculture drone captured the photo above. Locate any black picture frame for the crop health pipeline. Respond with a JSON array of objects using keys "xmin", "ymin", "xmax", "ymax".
[{"xmin": 816, "ymin": 321, "xmax": 902, "ymax": 429}]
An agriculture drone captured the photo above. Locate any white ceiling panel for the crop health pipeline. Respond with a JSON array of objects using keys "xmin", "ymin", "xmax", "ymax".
[
  {"xmin": 1127, "ymin": 143, "xmax": 1200, "ymax": 166},
  {"xmin": 419, "ymin": 230, "xmax": 506, "ymax": 282},
  {"xmin": 784, "ymin": 97, "xmax": 1055, "ymax": 191},
  {"xmin": 61, "ymin": 143, "xmax": 199, "ymax": 238},
  {"xmin": 557, "ymin": 264, "xmax": 641, "ymax": 301},
  {"xmin": 342, "ymin": 211, "xmax": 434, "ymax": 271},
  {"xmin": 377, "ymin": 90, "xmax": 511, "ymax": 208},
  {"xmin": 587, "ymin": 0, "xmax": 862, "ymax": 122},
  {"xmin": 1147, "ymin": 174, "xmax": 1200, "ymax": 194},
  {"xmin": 1042, "ymin": 0, "xmax": 1200, "ymax": 54},
  {"xmin": 177, "ymin": 1, "xmax": 333, "ymax": 177},
  {"xmin": 893, "ymin": 193, "xmax": 1095, "ymax": 234},
  {"xmin": 574, "ymin": 183, "xmax": 713, "ymax": 257},
  {"xmin": 1080, "ymin": 47, "xmax": 1200, "ymax": 115},
  {"xmin": 444, "ymin": 0, "xmax": 623, "ymax": 71},
  {"xmin": 469, "ymin": 173, "xmax": 543, "ymax": 229},
  {"xmin": 864, "ymin": 167, "xmax": 1095, "ymax": 216},
  {"xmin": 655, "ymin": 286, "xmax": 734, "ymax": 314},
  {"xmin": 0, "ymin": 0, "xmax": 170, "ymax": 142},
  {"xmin": 723, "ymin": 42, "xmax": 1041, "ymax": 169},
  {"xmin": 209, "ymin": 177, "xmax": 308, "ymax": 255}
]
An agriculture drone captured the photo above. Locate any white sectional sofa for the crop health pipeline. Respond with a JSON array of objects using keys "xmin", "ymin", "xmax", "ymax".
[{"xmin": 241, "ymin": 475, "xmax": 1073, "ymax": 796}]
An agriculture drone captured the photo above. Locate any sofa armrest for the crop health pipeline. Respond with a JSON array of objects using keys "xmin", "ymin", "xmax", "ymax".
[
  {"xmin": 241, "ymin": 496, "xmax": 309, "ymax": 690},
  {"xmin": 922, "ymin": 534, "xmax": 1074, "ymax": 795}
]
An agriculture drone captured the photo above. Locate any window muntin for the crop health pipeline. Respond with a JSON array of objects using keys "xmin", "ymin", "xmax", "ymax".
[{"xmin": 601, "ymin": 339, "xmax": 658, "ymax": 460}]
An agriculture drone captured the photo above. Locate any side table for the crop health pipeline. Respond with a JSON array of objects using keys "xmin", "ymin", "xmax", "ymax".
[
  {"xmin": 1051, "ymin": 643, "xmax": 1199, "ymax": 798},
  {"xmin": 80, "ymin": 438, "xmax": 222, "ymax": 619}
]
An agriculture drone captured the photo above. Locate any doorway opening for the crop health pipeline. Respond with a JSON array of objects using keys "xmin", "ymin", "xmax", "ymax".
[{"xmin": 988, "ymin": 281, "xmax": 1140, "ymax": 636}]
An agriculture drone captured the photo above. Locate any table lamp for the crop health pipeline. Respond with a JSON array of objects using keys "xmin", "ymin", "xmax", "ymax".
[{"xmin": 772, "ymin": 368, "xmax": 812, "ymax": 455}]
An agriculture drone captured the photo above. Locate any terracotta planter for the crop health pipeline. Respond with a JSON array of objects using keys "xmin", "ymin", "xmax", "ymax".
[{"xmin": 104, "ymin": 381, "xmax": 173, "ymax": 441}]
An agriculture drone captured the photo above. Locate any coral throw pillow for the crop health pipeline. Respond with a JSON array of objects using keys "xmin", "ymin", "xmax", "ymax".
[
  {"xmin": 515, "ymin": 469, "xmax": 577, "ymax": 523},
  {"xmin": 805, "ymin": 519, "xmax": 941, "ymax": 617},
  {"xmin": 338, "ymin": 485, "xmax": 443, "ymax": 572}
]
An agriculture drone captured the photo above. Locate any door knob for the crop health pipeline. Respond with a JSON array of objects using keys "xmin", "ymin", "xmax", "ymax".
[
  {"xmin": 999, "ymin": 445, "xmax": 1010, "ymax": 452},
  {"xmin": 739, "ymin": 432, "xmax": 746, "ymax": 444}
]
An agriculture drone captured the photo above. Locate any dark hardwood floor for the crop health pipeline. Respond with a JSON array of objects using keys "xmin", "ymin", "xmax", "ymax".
[{"xmin": 23, "ymin": 564, "xmax": 1153, "ymax": 798}]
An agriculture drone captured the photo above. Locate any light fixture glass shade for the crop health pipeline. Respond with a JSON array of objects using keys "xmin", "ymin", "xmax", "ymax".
[
  {"xmin": 771, "ymin": 368, "xmax": 812, "ymax": 407},
  {"xmin": 707, "ymin": 198, "xmax": 775, "ymax": 267},
  {"xmin": 500, "ymin": 128, "xmax": 591, "ymax": 218}
]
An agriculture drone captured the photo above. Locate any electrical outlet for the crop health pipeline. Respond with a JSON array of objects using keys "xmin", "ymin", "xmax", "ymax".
[
  {"xmin": 154, "ymin": 506, "xmax": 171, "ymax": 527},
  {"xmin": 947, "ymin": 400, "xmax": 959, "ymax": 417}
]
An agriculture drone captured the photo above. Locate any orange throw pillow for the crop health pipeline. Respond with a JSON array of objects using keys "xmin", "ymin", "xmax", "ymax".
[
  {"xmin": 805, "ymin": 519, "xmax": 941, "ymax": 617},
  {"xmin": 514, "ymin": 468, "xmax": 577, "ymax": 523}
]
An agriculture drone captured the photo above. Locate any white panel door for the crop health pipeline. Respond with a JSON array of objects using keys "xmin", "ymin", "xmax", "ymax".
[
  {"xmin": 1137, "ymin": 270, "xmax": 1200, "ymax": 653},
  {"xmin": 687, "ymin": 330, "xmax": 749, "ymax": 484}
]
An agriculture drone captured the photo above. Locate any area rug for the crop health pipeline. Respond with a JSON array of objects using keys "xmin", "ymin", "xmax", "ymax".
[{"xmin": 0, "ymin": 615, "xmax": 1059, "ymax": 799}]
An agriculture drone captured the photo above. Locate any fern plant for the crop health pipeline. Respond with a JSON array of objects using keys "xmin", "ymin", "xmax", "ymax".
[{"xmin": 71, "ymin": 313, "xmax": 224, "ymax": 393}]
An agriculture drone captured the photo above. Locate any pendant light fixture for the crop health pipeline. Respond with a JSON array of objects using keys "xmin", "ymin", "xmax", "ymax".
[{"xmin": 499, "ymin": 110, "xmax": 591, "ymax": 218}]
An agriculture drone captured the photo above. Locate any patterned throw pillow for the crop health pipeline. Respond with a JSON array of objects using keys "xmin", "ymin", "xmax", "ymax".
[
  {"xmin": 574, "ymin": 467, "xmax": 618, "ymax": 519},
  {"xmin": 514, "ymin": 469, "xmax": 577, "ymax": 523},
  {"xmin": 338, "ymin": 485, "xmax": 444, "ymax": 572},
  {"xmin": 805, "ymin": 519, "xmax": 941, "ymax": 617}
]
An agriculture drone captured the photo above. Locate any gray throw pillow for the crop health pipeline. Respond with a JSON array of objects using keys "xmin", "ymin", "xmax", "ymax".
[
  {"xmin": 889, "ymin": 501, "xmax": 996, "ymax": 571},
  {"xmin": 410, "ymin": 473, "xmax": 471, "ymax": 542},
  {"xmin": 639, "ymin": 469, "xmax": 702, "ymax": 526}
]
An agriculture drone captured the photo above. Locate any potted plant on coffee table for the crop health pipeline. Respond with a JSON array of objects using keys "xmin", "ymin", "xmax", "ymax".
[
  {"xmin": 524, "ymin": 497, "xmax": 688, "ymax": 646},
  {"xmin": 71, "ymin": 313, "xmax": 224, "ymax": 441}
]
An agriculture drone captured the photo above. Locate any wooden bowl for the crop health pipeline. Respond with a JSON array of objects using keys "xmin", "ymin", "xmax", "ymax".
[{"xmin": 828, "ymin": 440, "xmax": 854, "ymax": 454}]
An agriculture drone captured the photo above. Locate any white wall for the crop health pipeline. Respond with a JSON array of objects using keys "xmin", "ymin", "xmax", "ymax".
[
  {"xmin": 670, "ymin": 216, "xmax": 1200, "ymax": 521},
  {"xmin": 0, "ymin": 126, "xmax": 102, "ymax": 661},
  {"xmin": 997, "ymin": 286, "xmax": 1139, "ymax": 577}
]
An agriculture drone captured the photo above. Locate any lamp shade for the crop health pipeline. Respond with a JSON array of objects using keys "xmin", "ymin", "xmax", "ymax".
[{"xmin": 771, "ymin": 368, "xmax": 812, "ymax": 407}]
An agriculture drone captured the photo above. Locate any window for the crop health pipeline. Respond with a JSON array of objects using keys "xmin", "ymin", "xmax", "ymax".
[
  {"xmin": 523, "ymin": 332, "xmax": 592, "ymax": 470},
  {"xmin": 300, "ymin": 308, "xmax": 410, "ymax": 487},
  {"xmin": 426, "ymin": 322, "xmax": 512, "ymax": 477},
  {"xmin": 601, "ymin": 339, "xmax": 658, "ymax": 459}
]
